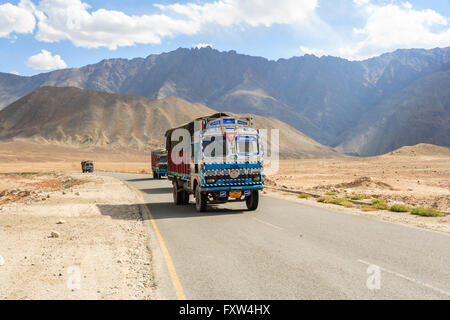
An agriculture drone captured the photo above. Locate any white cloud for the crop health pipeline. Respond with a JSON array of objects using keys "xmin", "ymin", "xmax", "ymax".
[
  {"xmin": 0, "ymin": 0, "xmax": 36, "ymax": 37},
  {"xmin": 193, "ymin": 43, "xmax": 213, "ymax": 49},
  {"xmin": 353, "ymin": 0, "xmax": 370, "ymax": 7},
  {"xmin": 26, "ymin": 49, "xmax": 67, "ymax": 70},
  {"xmin": 10, "ymin": 70, "xmax": 20, "ymax": 75},
  {"xmin": 0, "ymin": 0, "xmax": 313, "ymax": 50},
  {"xmin": 32, "ymin": 0, "xmax": 200, "ymax": 49},
  {"xmin": 157, "ymin": 0, "xmax": 318, "ymax": 28},
  {"xmin": 339, "ymin": 1, "xmax": 450, "ymax": 59},
  {"xmin": 26, "ymin": 0, "xmax": 317, "ymax": 50},
  {"xmin": 0, "ymin": 0, "xmax": 318, "ymax": 51},
  {"xmin": 300, "ymin": 46, "xmax": 326, "ymax": 57}
]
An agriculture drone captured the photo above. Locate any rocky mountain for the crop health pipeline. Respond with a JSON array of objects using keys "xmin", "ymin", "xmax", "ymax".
[
  {"xmin": 0, "ymin": 86, "xmax": 340, "ymax": 159},
  {"xmin": 0, "ymin": 46, "xmax": 449, "ymax": 155},
  {"xmin": 335, "ymin": 69, "xmax": 450, "ymax": 156}
]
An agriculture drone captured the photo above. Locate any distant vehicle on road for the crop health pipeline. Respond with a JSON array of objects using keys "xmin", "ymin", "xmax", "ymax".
[
  {"xmin": 165, "ymin": 113, "xmax": 264, "ymax": 212},
  {"xmin": 81, "ymin": 160, "xmax": 94, "ymax": 173},
  {"xmin": 151, "ymin": 150, "xmax": 168, "ymax": 179}
]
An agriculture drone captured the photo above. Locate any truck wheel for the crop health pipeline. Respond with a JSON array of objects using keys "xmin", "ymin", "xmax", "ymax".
[
  {"xmin": 195, "ymin": 185, "xmax": 207, "ymax": 212},
  {"xmin": 246, "ymin": 190, "xmax": 259, "ymax": 211},
  {"xmin": 181, "ymin": 190, "xmax": 190, "ymax": 205},
  {"xmin": 173, "ymin": 181, "xmax": 183, "ymax": 205}
]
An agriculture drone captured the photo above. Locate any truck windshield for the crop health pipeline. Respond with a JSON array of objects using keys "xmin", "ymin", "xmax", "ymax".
[
  {"xmin": 202, "ymin": 135, "xmax": 228, "ymax": 157},
  {"xmin": 236, "ymin": 136, "xmax": 258, "ymax": 155}
]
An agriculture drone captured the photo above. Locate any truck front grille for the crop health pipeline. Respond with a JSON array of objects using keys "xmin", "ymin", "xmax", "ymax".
[{"xmin": 205, "ymin": 174, "xmax": 262, "ymax": 186}]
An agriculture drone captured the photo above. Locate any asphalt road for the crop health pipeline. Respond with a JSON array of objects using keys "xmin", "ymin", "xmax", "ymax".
[{"xmin": 102, "ymin": 172, "xmax": 450, "ymax": 299}]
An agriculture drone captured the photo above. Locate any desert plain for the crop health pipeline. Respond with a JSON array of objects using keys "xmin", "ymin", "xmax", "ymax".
[
  {"xmin": 0, "ymin": 140, "xmax": 449, "ymax": 299},
  {"xmin": 1, "ymin": 140, "xmax": 448, "ymax": 211}
]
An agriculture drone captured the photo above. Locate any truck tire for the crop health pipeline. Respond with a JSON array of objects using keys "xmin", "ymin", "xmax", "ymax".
[
  {"xmin": 246, "ymin": 190, "xmax": 259, "ymax": 211},
  {"xmin": 173, "ymin": 181, "xmax": 183, "ymax": 205},
  {"xmin": 181, "ymin": 190, "xmax": 190, "ymax": 205},
  {"xmin": 195, "ymin": 185, "xmax": 207, "ymax": 212}
]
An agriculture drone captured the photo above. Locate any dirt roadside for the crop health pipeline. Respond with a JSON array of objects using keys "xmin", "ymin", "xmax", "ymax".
[
  {"xmin": 264, "ymin": 190, "xmax": 450, "ymax": 234},
  {"xmin": 264, "ymin": 145, "xmax": 450, "ymax": 234},
  {"xmin": 0, "ymin": 172, "xmax": 158, "ymax": 300}
]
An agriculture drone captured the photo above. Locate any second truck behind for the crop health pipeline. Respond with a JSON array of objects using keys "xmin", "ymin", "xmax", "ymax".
[{"xmin": 151, "ymin": 150, "xmax": 168, "ymax": 179}]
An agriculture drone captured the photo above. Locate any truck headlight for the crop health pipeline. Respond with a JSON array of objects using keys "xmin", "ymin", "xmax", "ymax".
[
  {"xmin": 253, "ymin": 175, "xmax": 261, "ymax": 182},
  {"xmin": 206, "ymin": 178, "xmax": 216, "ymax": 184}
]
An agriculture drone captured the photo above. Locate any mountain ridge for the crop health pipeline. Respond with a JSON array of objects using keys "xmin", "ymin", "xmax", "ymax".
[{"xmin": 1, "ymin": 46, "xmax": 449, "ymax": 156}]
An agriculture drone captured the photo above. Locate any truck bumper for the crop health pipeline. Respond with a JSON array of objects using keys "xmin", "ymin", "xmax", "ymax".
[{"xmin": 201, "ymin": 185, "xmax": 263, "ymax": 192}]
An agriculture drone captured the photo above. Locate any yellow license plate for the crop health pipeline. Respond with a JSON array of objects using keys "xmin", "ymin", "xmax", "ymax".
[{"xmin": 229, "ymin": 191, "xmax": 242, "ymax": 198}]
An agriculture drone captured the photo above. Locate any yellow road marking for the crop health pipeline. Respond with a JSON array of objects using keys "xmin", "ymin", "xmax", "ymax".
[{"xmin": 127, "ymin": 182, "xmax": 186, "ymax": 300}]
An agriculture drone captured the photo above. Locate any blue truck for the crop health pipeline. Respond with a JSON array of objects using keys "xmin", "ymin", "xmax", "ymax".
[
  {"xmin": 151, "ymin": 150, "xmax": 168, "ymax": 179},
  {"xmin": 165, "ymin": 113, "xmax": 264, "ymax": 212}
]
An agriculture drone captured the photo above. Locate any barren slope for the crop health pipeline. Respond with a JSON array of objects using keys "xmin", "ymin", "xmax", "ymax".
[{"xmin": 0, "ymin": 86, "xmax": 340, "ymax": 158}]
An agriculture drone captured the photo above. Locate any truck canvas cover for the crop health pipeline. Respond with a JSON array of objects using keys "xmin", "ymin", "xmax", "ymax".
[{"xmin": 165, "ymin": 113, "xmax": 230, "ymax": 152}]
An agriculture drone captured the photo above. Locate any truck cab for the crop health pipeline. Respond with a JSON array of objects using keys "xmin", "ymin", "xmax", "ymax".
[
  {"xmin": 151, "ymin": 150, "xmax": 168, "ymax": 179},
  {"xmin": 166, "ymin": 113, "xmax": 263, "ymax": 212}
]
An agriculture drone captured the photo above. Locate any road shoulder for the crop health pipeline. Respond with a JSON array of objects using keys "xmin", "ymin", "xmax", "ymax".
[
  {"xmin": 0, "ymin": 172, "xmax": 157, "ymax": 299},
  {"xmin": 263, "ymin": 190, "xmax": 450, "ymax": 234}
]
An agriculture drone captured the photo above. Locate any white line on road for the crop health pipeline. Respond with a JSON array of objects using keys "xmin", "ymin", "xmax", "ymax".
[
  {"xmin": 357, "ymin": 259, "xmax": 450, "ymax": 297},
  {"xmin": 252, "ymin": 217, "xmax": 283, "ymax": 230}
]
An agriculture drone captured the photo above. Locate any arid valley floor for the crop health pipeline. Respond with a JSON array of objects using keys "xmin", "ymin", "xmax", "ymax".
[{"xmin": 0, "ymin": 141, "xmax": 449, "ymax": 299}]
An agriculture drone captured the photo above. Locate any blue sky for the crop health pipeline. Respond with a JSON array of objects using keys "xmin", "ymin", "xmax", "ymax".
[{"xmin": 1, "ymin": 0, "xmax": 449, "ymax": 76}]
